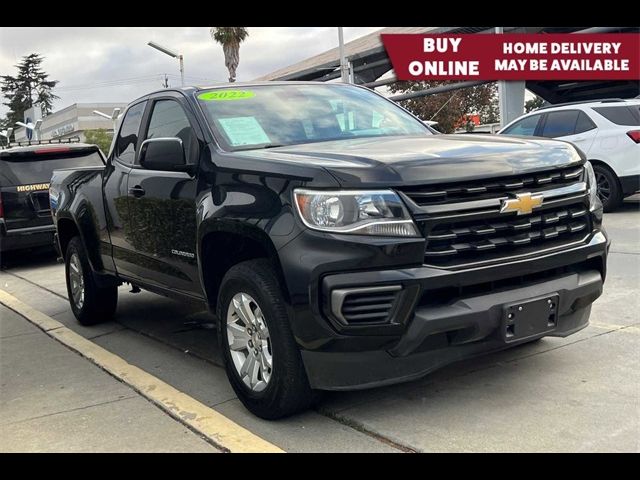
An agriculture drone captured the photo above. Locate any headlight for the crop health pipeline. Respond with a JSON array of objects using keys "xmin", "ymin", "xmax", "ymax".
[
  {"xmin": 293, "ymin": 189, "xmax": 420, "ymax": 237},
  {"xmin": 584, "ymin": 161, "xmax": 602, "ymax": 210}
]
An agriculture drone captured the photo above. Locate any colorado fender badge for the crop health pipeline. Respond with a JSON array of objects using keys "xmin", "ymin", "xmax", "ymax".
[{"xmin": 171, "ymin": 249, "xmax": 195, "ymax": 259}]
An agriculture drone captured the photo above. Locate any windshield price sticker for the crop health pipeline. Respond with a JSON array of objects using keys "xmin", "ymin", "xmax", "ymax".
[
  {"xmin": 198, "ymin": 90, "xmax": 255, "ymax": 101},
  {"xmin": 218, "ymin": 116, "xmax": 271, "ymax": 146}
]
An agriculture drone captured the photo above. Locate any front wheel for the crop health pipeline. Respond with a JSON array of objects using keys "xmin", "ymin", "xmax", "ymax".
[
  {"xmin": 593, "ymin": 164, "xmax": 623, "ymax": 212},
  {"xmin": 65, "ymin": 236, "xmax": 118, "ymax": 325},
  {"xmin": 217, "ymin": 259, "xmax": 318, "ymax": 419}
]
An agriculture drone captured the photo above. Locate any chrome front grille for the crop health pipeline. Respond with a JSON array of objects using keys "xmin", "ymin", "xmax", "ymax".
[
  {"xmin": 424, "ymin": 202, "xmax": 590, "ymax": 267},
  {"xmin": 398, "ymin": 165, "xmax": 592, "ymax": 268},
  {"xmin": 401, "ymin": 165, "xmax": 583, "ymax": 207}
]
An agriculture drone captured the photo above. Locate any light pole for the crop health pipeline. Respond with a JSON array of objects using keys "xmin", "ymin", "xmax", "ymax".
[
  {"xmin": 93, "ymin": 108, "xmax": 122, "ymax": 134},
  {"xmin": 147, "ymin": 41, "xmax": 184, "ymax": 86},
  {"xmin": 337, "ymin": 27, "xmax": 350, "ymax": 83}
]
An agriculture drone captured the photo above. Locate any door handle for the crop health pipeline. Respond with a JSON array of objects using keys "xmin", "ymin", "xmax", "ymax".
[{"xmin": 128, "ymin": 185, "xmax": 145, "ymax": 197}]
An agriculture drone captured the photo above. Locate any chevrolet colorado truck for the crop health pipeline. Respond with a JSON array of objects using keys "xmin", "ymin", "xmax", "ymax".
[{"xmin": 49, "ymin": 83, "xmax": 609, "ymax": 419}]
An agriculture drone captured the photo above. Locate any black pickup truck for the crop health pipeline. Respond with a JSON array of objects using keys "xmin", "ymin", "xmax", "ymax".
[
  {"xmin": 50, "ymin": 83, "xmax": 609, "ymax": 419},
  {"xmin": 0, "ymin": 142, "xmax": 104, "ymax": 255}
]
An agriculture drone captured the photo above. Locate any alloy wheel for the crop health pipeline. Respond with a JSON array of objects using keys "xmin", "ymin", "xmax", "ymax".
[
  {"xmin": 69, "ymin": 253, "xmax": 85, "ymax": 309},
  {"xmin": 595, "ymin": 169, "xmax": 611, "ymax": 204},
  {"xmin": 226, "ymin": 292, "xmax": 273, "ymax": 392}
]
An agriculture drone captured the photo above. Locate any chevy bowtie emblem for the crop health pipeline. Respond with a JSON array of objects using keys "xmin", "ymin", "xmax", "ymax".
[{"xmin": 500, "ymin": 192, "xmax": 544, "ymax": 215}]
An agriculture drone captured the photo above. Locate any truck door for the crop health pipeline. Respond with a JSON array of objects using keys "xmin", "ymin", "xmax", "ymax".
[
  {"xmin": 103, "ymin": 100, "xmax": 147, "ymax": 278},
  {"xmin": 125, "ymin": 95, "xmax": 202, "ymax": 298}
]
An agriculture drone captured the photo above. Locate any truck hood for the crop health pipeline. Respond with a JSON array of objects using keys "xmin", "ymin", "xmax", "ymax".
[{"xmin": 237, "ymin": 134, "xmax": 582, "ymax": 188}]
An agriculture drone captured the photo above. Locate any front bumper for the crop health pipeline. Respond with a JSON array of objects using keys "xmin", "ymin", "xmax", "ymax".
[
  {"xmin": 279, "ymin": 228, "xmax": 609, "ymax": 390},
  {"xmin": 304, "ymin": 268, "xmax": 600, "ymax": 390}
]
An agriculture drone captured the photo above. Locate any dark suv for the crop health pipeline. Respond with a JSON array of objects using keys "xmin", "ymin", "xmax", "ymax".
[
  {"xmin": 50, "ymin": 83, "xmax": 609, "ymax": 419},
  {"xmin": 0, "ymin": 142, "xmax": 104, "ymax": 255}
]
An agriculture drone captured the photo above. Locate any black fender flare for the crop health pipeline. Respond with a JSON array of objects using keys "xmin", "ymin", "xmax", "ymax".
[{"xmin": 197, "ymin": 218, "xmax": 290, "ymax": 307}]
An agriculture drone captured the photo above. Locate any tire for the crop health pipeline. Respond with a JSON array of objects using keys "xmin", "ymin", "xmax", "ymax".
[
  {"xmin": 65, "ymin": 236, "xmax": 118, "ymax": 325},
  {"xmin": 217, "ymin": 259, "xmax": 317, "ymax": 419},
  {"xmin": 593, "ymin": 164, "xmax": 623, "ymax": 212}
]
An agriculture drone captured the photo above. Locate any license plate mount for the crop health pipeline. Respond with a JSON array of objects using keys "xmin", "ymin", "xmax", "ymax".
[{"xmin": 502, "ymin": 294, "xmax": 559, "ymax": 343}]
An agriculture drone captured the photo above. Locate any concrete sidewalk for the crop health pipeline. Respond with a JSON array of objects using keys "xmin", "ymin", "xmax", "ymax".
[{"xmin": 0, "ymin": 305, "xmax": 219, "ymax": 453}]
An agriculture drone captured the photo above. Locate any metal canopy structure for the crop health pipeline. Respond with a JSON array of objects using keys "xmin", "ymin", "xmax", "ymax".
[
  {"xmin": 256, "ymin": 27, "xmax": 437, "ymax": 83},
  {"xmin": 257, "ymin": 27, "xmax": 504, "ymax": 85},
  {"xmin": 257, "ymin": 26, "xmax": 640, "ymax": 104},
  {"xmin": 526, "ymin": 79, "xmax": 640, "ymax": 104}
]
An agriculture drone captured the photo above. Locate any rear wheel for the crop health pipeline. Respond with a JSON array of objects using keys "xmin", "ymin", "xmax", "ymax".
[
  {"xmin": 217, "ymin": 259, "xmax": 318, "ymax": 419},
  {"xmin": 593, "ymin": 164, "xmax": 623, "ymax": 212},
  {"xmin": 65, "ymin": 236, "xmax": 117, "ymax": 325}
]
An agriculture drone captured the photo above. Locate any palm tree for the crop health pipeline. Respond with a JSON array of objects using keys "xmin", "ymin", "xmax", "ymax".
[{"xmin": 210, "ymin": 27, "xmax": 249, "ymax": 83}]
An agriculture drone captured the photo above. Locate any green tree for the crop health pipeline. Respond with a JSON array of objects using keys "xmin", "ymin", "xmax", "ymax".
[
  {"xmin": 84, "ymin": 129, "xmax": 113, "ymax": 154},
  {"xmin": 210, "ymin": 27, "xmax": 249, "ymax": 82},
  {"xmin": 525, "ymin": 95, "xmax": 545, "ymax": 113},
  {"xmin": 387, "ymin": 81, "xmax": 499, "ymax": 133},
  {"xmin": 1, "ymin": 54, "xmax": 59, "ymax": 127}
]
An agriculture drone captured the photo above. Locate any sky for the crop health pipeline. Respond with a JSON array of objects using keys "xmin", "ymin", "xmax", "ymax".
[{"xmin": 0, "ymin": 27, "xmax": 382, "ymax": 117}]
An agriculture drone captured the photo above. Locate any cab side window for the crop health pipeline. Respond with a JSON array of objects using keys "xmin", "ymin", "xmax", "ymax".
[
  {"xmin": 502, "ymin": 114, "xmax": 541, "ymax": 136},
  {"xmin": 541, "ymin": 110, "xmax": 580, "ymax": 138},
  {"xmin": 575, "ymin": 111, "xmax": 597, "ymax": 134},
  {"xmin": 114, "ymin": 101, "xmax": 146, "ymax": 165},
  {"xmin": 143, "ymin": 100, "xmax": 197, "ymax": 164}
]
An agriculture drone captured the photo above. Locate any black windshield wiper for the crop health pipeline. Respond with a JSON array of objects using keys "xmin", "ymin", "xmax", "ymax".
[
  {"xmin": 236, "ymin": 144, "xmax": 286, "ymax": 151},
  {"xmin": 259, "ymin": 144, "xmax": 285, "ymax": 149}
]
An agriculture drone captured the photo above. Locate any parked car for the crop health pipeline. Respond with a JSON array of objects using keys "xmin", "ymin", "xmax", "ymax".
[
  {"xmin": 50, "ymin": 83, "xmax": 608, "ymax": 419},
  {"xmin": 0, "ymin": 142, "xmax": 104, "ymax": 254},
  {"xmin": 499, "ymin": 98, "xmax": 640, "ymax": 211}
]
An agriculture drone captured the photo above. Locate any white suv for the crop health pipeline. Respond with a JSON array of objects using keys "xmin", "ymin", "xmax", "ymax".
[{"xmin": 499, "ymin": 99, "xmax": 640, "ymax": 211}]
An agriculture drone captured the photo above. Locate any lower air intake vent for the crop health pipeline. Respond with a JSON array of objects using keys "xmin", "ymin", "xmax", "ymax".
[{"xmin": 331, "ymin": 286, "xmax": 402, "ymax": 325}]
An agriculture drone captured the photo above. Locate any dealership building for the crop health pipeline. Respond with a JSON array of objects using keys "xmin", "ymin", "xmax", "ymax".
[{"xmin": 14, "ymin": 103, "xmax": 127, "ymax": 143}]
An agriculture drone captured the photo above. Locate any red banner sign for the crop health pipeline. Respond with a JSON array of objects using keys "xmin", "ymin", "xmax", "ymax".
[{"xmin": 381, "ymin": 33, "xmax": 640, "ymax": 81}]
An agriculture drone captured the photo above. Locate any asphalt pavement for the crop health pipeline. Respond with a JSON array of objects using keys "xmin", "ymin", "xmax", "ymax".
[{"xmin": 1, "ymin": 196, "xmax": 638, "ymax": 452}]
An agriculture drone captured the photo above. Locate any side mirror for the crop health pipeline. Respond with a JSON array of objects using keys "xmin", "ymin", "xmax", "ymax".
[{"xmin": 139, "ymin": 137, "xmax": 191, "ymax": 173}]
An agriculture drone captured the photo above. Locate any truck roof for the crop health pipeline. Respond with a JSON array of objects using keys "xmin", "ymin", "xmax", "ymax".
[{"xmin": 126, "ymin": 81, "xmax": 354, "ymax": 107}]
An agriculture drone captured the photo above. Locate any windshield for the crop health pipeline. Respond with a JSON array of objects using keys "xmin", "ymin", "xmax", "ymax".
[{"xmin": 197, "ymin": 84, "xmax": 431, "ymax": 150}]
